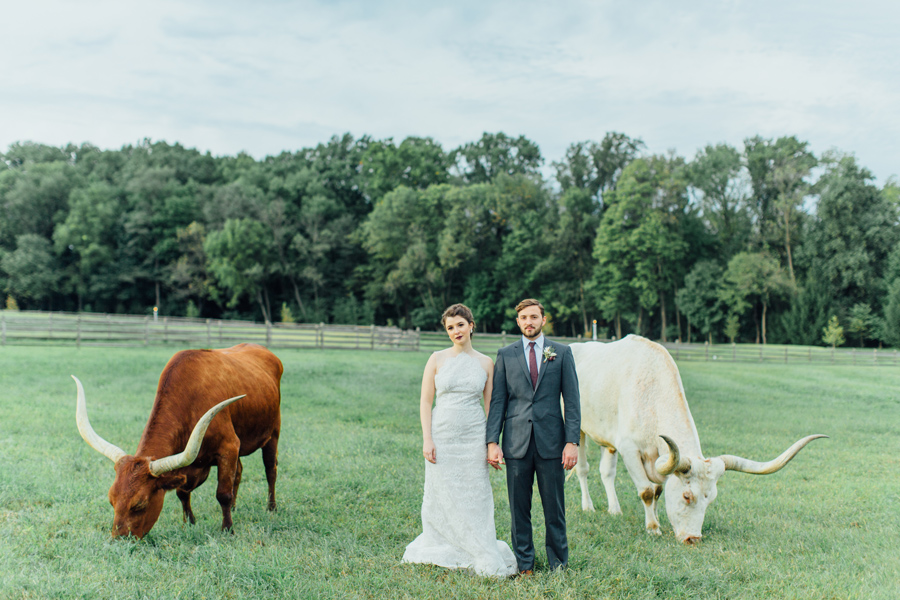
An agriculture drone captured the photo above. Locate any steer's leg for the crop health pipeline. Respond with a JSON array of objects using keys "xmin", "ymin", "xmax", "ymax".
[
  {"xmin": 215, "ymin": 440, "xmax": 241, "ymax": 532},
  {"xmin": 176, "ymin": 468, "xmax": 209, "ymax": 525},
  {"xmin": 231, "ymin": 458, "xmax": 243, "ymax": 510},
  {"xmin": 261, "ymin": 432, "xmax": 279, "ymax": 511},
  {"xmin": 574, "ymin": 432, "xmax": 595, "ymax": 512},
  {"xmin": 176, "ymin": 490, "xmax": 196, "ymax": 525},
  {"xmin": 618, "ymin": 442, "xmax": 662, "ymax": 535},
  {"xmin": 599, "ymin": 446, "xmax": 622, "ymax": 515}
]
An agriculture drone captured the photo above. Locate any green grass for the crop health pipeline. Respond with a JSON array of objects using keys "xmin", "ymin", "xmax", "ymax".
[{"xmin": 0, "ymin": 346, "xmax": 897, "ymax": 599}]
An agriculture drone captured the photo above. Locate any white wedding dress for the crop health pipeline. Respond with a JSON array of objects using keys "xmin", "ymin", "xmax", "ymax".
[{"xmin": 402, "ymin": 352, "xmax": 517, "ymax": 577}]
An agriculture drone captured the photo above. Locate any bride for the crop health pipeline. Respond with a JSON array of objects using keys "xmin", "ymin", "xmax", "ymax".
[{"xmin": 402, "ymin": 303, "xmax": 517, "ymax": 577}]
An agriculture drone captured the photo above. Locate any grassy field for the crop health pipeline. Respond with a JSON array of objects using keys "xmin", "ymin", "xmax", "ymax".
[{"xmin": 0, "ymin": 345, "xmax": 897, "ymax": 599}]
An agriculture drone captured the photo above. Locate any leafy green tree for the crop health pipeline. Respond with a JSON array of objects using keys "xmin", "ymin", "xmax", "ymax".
[
  {"xmin": 0, "ymin": 161, "xmax": 80, "ymax": 248},
  {"xmin": 744, "ymin": 136, "xmax": 816, "ymax": 271},
  {"xmin": 280, "ymin": 302, "xmax": 295, "ymax": 324},
  {"xmin": 723, "ymin": 313, "xmax": 740, "ymax": 344},
  {"xmin": 721, "ymin": 251, "xmax": 793, "ymax": 344},
  {"xmin": 779, "ymin": 268, "xmax": 833, "ymax": 346},
  {"xmin": 802, "ymin": 154, "xmax": 899, "ymax": 316},
  {"xmin": 592, "ymin": 156, "xmax": 689, "ymax": 340},
  {"xmin": 553, "ymin": 132, "xmax": 644, "ymax": 203},
  {"xmin": 881, "ymin": 278, "xmax": 900, "ymax": 347},
  {"xmin": 205, "ymin": 218, "xmax": 275, "ymax": 323},
  {"xmin": 452, "ymin": 133, "xmax": 542, "ymax": 184},
  {"xmin": 1, "ymin": 234, "xmax": 60, "ymax": 309},
  {"xmin": 689, "ymin": 143, "xmax": 751, "ymax": 258},
  {"xmin": 822, "ymin": 315, "xmax": 845, "ymax": 348},
  {"xmin": 361, "ymin": 136, "xmax": 450, "ymax": 200},
  {"xmin": 676, "ymin": 260, "xmax": 725, "ymax": 344},
  {"xmin": 167, "ymin": 222, "xmax": 214, "ymax": 316},
  {"xmin": 358, "ymin": 186, "xmax": 448, "ymax": 327},
  {"xmin": 542, "ymin": 187, "xmax": 601, "ymax": 336},
  {"xmin": 53, "ymin": 181, "xmax": 124, "ymax": 311},
  {"xmin": 846, "ymin": 303, "xmax": 874, "ymax": 347}
]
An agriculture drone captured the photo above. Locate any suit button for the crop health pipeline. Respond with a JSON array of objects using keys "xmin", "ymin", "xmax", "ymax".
[{"xmin": 528, "ymin": 419, "xmax": 532, "ymax": 423}]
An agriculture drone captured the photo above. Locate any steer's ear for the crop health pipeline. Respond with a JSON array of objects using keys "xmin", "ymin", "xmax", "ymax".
[{"xmin": 155, "ymin": 472, "xmax": 187, "ymax": 491}]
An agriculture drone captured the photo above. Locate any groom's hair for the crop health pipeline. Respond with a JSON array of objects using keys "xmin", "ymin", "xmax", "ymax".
[
  {"xmin": 441, "ymin": 303, "xmax": 475, "ymax": 328},
  {"xmin": 515, "ymin": 298, "xmax": 544, "ymax": 316}
]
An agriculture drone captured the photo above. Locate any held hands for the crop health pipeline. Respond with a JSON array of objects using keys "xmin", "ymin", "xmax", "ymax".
[
  {"xmin": 423, "ymin": 439, "xmax": 436, "ymax": 464},
  {"xmin": 561, "ymin": 442, "xmax": 578, "ymax": 470},
  {"xmin": 486, "ymin": 442, "xmax": 504, "ymax": 470}
]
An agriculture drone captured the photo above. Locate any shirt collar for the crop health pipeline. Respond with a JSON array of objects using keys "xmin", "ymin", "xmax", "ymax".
[{"xmin": 522, "ymin": 334, "xmax": 545, "ymax": 353}]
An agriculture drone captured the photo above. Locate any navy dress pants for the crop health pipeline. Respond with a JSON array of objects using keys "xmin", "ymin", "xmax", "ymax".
[{"xmin": 505, "ymin": 432, "xmax": 568, "ymax": 571}]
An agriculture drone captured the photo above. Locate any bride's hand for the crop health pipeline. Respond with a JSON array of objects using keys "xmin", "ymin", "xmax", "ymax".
[
  {"xmin": 487, "ymin": 443, "xmax": 504, "ymax": 470},
  {"xmin": 423, "ymin": 440, "xmax": 436, "ymax": 464}
]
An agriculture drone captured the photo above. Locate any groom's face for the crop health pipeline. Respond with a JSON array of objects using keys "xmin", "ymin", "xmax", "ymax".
[{"xmin": 516, "ymin": 306, "xmax": 546, "ymax": 340}]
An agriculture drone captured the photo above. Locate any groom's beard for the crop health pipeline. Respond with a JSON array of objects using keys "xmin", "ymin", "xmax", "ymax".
[{"xmin": 519, "ymin": 323, "xmax": 543, "ymax": 340}]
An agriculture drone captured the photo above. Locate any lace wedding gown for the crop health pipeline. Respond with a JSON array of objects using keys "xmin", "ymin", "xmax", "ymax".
[{"xmin": 402, "ymin": 352, "xmax": 517, "ymax": 577}]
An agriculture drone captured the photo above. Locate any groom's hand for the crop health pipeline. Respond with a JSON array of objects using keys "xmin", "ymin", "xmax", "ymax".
[
  {"xmin": 562, "ymin": 443, "xmax": 578, "ymax": 470},
  {"xmin": 487, "ymin": 442, "xmax": 504, "ymax": 470}
]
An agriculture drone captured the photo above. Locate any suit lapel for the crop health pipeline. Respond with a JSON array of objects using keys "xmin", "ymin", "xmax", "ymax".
[
  {"xmin": 534, "ymin": 337, "xmax": 553, "ymax": 392},
  {"xmin": 512, "ymin": 341, "xmax": 533, "ymax": 389}
]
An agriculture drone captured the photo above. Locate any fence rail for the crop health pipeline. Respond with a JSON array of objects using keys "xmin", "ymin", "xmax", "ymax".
[{"xmin": 1, "ymin": 311, "xmax": 896, "ymax": 366}]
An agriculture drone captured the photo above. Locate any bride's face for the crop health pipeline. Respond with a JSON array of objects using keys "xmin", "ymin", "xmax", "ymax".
[{"xmin": 445, "ymin": 316, "xmax": 473, "ymax": 345}]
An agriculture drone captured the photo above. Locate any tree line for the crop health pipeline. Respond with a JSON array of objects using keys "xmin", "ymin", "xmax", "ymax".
[{"xmin": 2, "ymin": 132, "xmax": 899, "ymax": 346}]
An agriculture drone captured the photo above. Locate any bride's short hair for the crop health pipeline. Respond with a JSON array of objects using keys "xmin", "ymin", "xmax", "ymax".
[{"xmin": 441, "ymin": 303, "xmax": 475, "ymax": 330}]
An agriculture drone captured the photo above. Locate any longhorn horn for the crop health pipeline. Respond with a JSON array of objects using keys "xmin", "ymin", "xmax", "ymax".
[
  {"xmin": 717, "ymin": 434, "xmax": 828, "ymax": 474},
  {"xmin": 655, "ymin": 435, "xmax": 692, "ymax": 476},
  {"xmin": 73, "ymin": 375, "xmax": 128, "ymax": 464},
  {"xmin": 148, "ymin": 395, "xmax": 245, "ymax": 476}
]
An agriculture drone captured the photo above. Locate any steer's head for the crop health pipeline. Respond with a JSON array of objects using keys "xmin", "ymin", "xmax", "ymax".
[
  {"xmin": 656, "ymin": 433, "xmax": 828, "ymax": 544},
  {"xmin": 72, "ymin": 375, "xmax": 243, "ymax": 539},
  {"xmin": 658, "ymin": 448, "xmax": 725, "ymax": 544},
  {"xmin": 107, "ymin": 456, "xmax": 186, "ymax": 538}
]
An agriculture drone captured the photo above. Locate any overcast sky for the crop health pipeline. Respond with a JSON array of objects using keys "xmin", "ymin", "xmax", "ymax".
[{"xmin": 2, "ymin": 1, "xmax": 897, "ymax": 184}]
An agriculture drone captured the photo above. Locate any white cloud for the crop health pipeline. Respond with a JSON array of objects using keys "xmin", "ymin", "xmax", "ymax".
[{"xmin": 0, "ymin": 0, "xmax": 897, "ymax": 182}]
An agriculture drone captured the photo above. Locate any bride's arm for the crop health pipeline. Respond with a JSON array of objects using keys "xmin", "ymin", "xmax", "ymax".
[
  {"xmin": 420, "ymin": 353, "xmax": 438, "ymax": 464},
  {"xmin": 482, "ymin": 356, "xmax": 494, "ymax": 419}
]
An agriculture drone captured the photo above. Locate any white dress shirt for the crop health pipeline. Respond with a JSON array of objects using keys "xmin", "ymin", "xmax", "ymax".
[{"xmin": 521, "ymin": 334, "xmax": 545, "ymax": 374}]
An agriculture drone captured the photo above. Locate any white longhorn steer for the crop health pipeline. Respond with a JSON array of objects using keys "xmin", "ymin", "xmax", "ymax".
[{"xmin": 569, "ymin": 335, "xmax": 827, "ymax": 544}]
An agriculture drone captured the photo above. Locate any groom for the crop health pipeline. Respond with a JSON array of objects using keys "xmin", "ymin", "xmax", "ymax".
[{"xmin": 486, "ymin": 299, "xmax": 581, "ymax": 574}]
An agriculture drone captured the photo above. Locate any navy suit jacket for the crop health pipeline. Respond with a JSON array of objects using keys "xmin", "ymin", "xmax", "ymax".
[{"xmin": 485, "ymin": 338, "xmax": 581, "ymax": 460}]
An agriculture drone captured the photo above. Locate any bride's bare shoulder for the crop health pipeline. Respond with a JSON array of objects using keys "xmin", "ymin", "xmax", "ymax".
[{"xmin": 472, "ymin": 351, "xmax": 494, "ymax": 371}]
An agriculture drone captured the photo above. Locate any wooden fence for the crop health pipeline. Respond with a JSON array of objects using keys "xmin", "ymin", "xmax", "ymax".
[
  {"xmin": 0, "ymin": 311, "xmax": 419, "ymax": 351},
  {"xmin": 1, "ymin": 311, "xmax": 896, "ymax": 366}
]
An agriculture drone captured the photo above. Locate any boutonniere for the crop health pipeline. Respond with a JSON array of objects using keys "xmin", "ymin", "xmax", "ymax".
[{"xmin": 542, "ymin": 346, "xmax": 557, "ymax": 363}]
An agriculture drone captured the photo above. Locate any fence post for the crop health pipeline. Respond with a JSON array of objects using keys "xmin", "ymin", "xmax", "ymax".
[
  {"xmin": 318, "ymin": 323, "xmax": 324, "ymax": 349},
  {"xmin": 266, "ymin": 322, "xmax": 272, "ymax": 347},
  {"xmin": 415, "ymin": 326, "xmax": 420, "ymax": 351},
  {"xmin": 705, "ymin": 342, "xmax": 709, "ymax": 361},
  {"xmin": 164, "ymin": 317, "xmax": 168, "ymax": 343},
  {"xmin": 502, "ymin": 331, "xmax": 507, "ymax": 346},
  {"xmin": 219, "ymin": 320, "xmax": 223, "ymax": 344},
  {"xmin": 49, "ymin": 312, "xmax": 53, "ymax": 338},
  {"xmin": 371, "ymin": 325, "xmax": 375, "ymax": 350},
  {"xmin": 144, "ymin": 316, "xmax": 149, "ymax": 346},
  {"xmin": 76, "ymin": 315, "xmax": 81, "ymax": 349},
  {"xmin": 732, "ymin": 343, "xmax": 736, "ymax": 361},
  {"xmin": 785, "ymin": 347, "xmax": 788, "ymax": 363},
  {"xmin": 874, "ymin": 348, "xmax": 877, "ymax": 364},
  {"xmin": 206, "ymin": 319, "xmax": 211, "ymax": 347}
]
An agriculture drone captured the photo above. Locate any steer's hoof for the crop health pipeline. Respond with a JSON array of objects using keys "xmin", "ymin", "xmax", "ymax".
[{"xmin": 646, "ymin": 525, "xmax": 662, "ymax": 536}]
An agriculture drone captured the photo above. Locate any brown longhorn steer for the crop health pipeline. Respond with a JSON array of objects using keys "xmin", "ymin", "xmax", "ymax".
[{"xmin": 74, "ymin": 343, "xmax": 283, "ymax": 538}]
